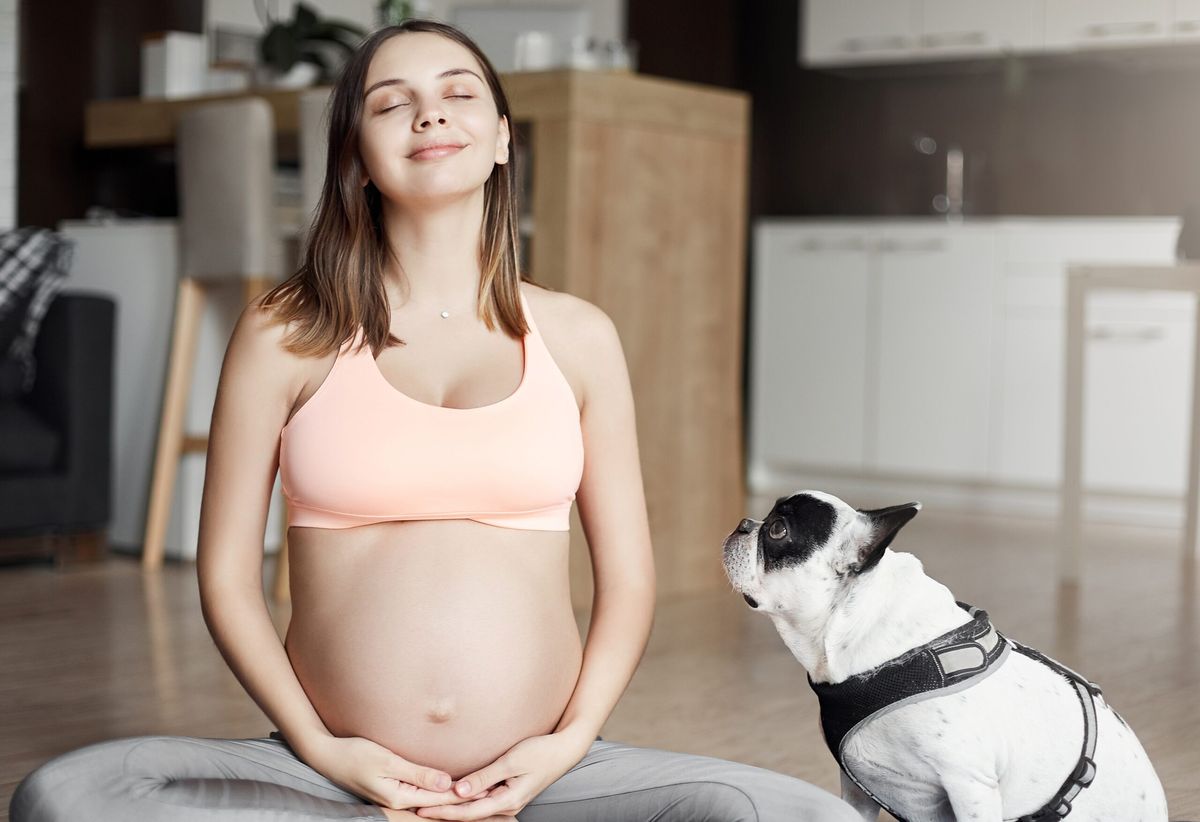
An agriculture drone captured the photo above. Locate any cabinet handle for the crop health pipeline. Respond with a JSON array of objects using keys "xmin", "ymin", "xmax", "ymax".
[
  {"xmin": 920, "ymin": 31, "xmax": 988, "ymax": 47},
  {"xmin": 792, "ymin": 237, "xmax": 869, "ymax": 252},
  {"xmin": 1172, "ymin": 19, "xmax": 1200, "ymax": 32},
  {"xmin": 875, "ymin": 237, "xmax": 946, "ymax": 253},
  {"xmin": 840, "ymin": 35, "xmax": 911, "ymax": 52},
  {"xmin": 1082, "ymin": 21, "xmax": 1159, "ymax": 38},
  {"xmin": 1086, "ymin": 325, "xmax": 1166, "ymax": 341}
]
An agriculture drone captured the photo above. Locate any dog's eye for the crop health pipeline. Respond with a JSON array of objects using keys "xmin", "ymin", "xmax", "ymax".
[{"xmin": 767, "ymin": 519, "xmax": 787, "ymax": 540}]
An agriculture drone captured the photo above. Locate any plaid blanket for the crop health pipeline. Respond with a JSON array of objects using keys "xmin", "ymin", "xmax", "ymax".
[{"xmin": 0, "ymin": 227, "xmax": 74, "ymax": 395}]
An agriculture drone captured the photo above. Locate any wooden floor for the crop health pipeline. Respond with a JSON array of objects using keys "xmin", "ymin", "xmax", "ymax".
[{"xmin": 2, "ymin": 501, "xmax": 1197, "ymax": 820}]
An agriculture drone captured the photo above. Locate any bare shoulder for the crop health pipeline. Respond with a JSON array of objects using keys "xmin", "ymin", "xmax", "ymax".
[
  {"xmin": 222, "ymin": 296, "xmax": 316, "ymax": 416},
  {"xmin": 229, "ymin": 296, "xmax": 306, "ymax": 373},
  {"xmin": 520, "ymin": 281, "xmax": 617, "ymax": 347},
  {"xmin": 520, "ymin": 282, "xmax": 625, "ymax": 410}
]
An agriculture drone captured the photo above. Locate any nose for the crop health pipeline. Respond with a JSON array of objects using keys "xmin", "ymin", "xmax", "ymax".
[{"xmin": 736, "ymin": 518, "xmax": 756, "ymax": 534}]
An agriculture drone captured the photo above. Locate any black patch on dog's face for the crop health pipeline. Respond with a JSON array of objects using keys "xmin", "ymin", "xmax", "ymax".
[{"xmin": 759, "ymin": 494, "xmax": 838, "ymax": 574}]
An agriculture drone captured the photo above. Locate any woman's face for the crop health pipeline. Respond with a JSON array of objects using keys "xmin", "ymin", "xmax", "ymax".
[{"xmin": 359, "ymin": 32, "xmax": 509, "ymax": 207}]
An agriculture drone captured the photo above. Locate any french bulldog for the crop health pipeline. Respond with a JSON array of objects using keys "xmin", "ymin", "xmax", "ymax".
[{"xmin": 721, "ymin": 490, "xmax": 1170, "ymax": 822}]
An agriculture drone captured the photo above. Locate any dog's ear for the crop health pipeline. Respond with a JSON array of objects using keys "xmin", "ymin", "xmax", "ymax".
[{"xmin": 849, "ymin": 502, "xmax": 922, "ymax": 575}]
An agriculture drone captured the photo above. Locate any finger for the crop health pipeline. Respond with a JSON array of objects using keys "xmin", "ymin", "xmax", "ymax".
[
  {"xmin": 414, "ymin": 795, "xmax": 512, "ymax": 821},
  {"xmin": 391, "ymin": 757, "xmax": 454, "ymax": 793},
  {"xmin": 384, "ymin": 781, "xmax": 471, "ymax": 808},
  {"xmin": 451, "ymin": 759, "xmax": 512, "ymax": 799}
]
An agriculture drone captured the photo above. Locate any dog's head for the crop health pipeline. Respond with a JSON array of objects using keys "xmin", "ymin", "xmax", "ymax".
[{"xmin": 721, "ymin": 490, "xmax": 921, "ymax": 617}]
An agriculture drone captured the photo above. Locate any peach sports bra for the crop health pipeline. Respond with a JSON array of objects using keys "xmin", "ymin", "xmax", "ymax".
[{"xmin": 279, "ymin": 290, "xmax": 584, "ymax": 531}]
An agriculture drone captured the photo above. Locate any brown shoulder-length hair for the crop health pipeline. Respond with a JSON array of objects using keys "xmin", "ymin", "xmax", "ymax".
[{"xmin": 258, "ymin": 19, "xmax": 534, "ymax": 357}]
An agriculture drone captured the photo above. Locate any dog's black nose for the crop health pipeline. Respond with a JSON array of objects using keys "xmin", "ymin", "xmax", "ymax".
[
  {"xmin": 736, "ymin": 517, "xmax": 756, "ymax": 534},
  {"xmin": 743, "ymin": 593, "xmax": 759, "ymax": 608}
]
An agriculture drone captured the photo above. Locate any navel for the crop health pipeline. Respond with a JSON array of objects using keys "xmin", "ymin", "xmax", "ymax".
[{"xmin": 425, "ymin": 696, "xmax": 457, "ymax": 724}]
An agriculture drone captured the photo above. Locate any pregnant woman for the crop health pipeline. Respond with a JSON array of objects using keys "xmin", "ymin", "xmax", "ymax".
[{"xmin": 10, "ymin": 19, "xmax": 857, "ymax": 822}]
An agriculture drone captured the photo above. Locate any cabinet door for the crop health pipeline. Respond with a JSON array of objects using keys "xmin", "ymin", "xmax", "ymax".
[
  {"xmin": 874, "ymin": 229, "xmax": 997, "ymax": 478},
  {"xmin": 995, "ymin": 308, "xmax": 1063, "ymax": 484},
  {"xmin": 1083, "ymin": 299, "xmax": 1195, "ymax": 495},
  {"xmin": 1172, "ymin": 0, "xmax": 1200, "ymax": 39},
  {"xmin": 1044, "ymin": 0, "xmax": 1170, "ymax": 49},
  {"xmin": 750, "ymin": 225, "xmax": 872, "ymax": 476},
  {"xmin": 918, "ymin": 0, "xmax": 1041, "ymax": 57},
  {"xmin": 802, "ymin": 0, "xmax": 918, "ymax": 66}
]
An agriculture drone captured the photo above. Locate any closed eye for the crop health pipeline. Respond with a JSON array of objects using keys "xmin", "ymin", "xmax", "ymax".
[{"xmin": 379, "ymin": 95, "xmax": 474, "ymax": 114}]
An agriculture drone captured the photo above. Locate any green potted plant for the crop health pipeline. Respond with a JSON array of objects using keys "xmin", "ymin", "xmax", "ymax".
[
  {"xmin": 258, "ymin": 2, "xmax": 368, "ymax": 87},
  {"xmin": 378, "ymin": 0, "xmax": 418, "ymax": 27}
]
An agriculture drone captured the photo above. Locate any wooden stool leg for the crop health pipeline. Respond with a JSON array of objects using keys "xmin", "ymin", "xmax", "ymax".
[{"xmin": 143, "ymin": 277, "xmax": 206, "ymax": 570}]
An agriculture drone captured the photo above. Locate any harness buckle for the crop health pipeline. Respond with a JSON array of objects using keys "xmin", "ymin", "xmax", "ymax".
[{"xmin": 1072, "ymin": 755, "xmax": 1097, "ymax": 788}]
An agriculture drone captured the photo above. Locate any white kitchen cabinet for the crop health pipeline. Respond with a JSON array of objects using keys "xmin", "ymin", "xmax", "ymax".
[
  {"xmin": 918, "ymin": 0, "xmax": 1041, "ymax": 57},
  {"xmin": 1082, "ymin": 299, "xmax": 1195, "ymax": 494},
  {"xmin": 1171, "ymin": 0, "xmax": 1200, "ymax": 39},
  {"xmin": 749, "ymin": 223, "xmax": 872, "ymax": 474},
  {"xmin": 873, "ymin": 227, "xmax": 997, "ymax": 478},
  {"xmin": 802, "ymin": 0, "xmax": 918, "ymax": 66},
  {"xmin": 992, "ymin": 221, "xmax": 1182, "ymax": 487},
  {"xmin": 750, "ymin": 217, "xmax": 1186, "ymax": 520},
  {"xmin": 1044, "ymin": 0, "xmax": 1170, "ymax": 50},
  {"xmin": 995, "ymin": 309, "xmax": 1064, "ymax": 484}
]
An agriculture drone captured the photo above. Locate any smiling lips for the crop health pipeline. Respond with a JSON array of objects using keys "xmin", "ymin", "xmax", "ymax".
[{"xmin": 409, "ymin": 143, "xmax": 465, "ymax": 160}]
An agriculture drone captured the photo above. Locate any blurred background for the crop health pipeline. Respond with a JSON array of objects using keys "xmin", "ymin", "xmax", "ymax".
[{"xmin": 1, "ymin": 1, "xmax": 1198, "ymax": 819}]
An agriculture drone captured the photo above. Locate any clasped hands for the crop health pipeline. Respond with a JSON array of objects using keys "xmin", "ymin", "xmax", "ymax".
[{"xmin": 386, "ymin": 729, "xmax": 592, "ymax": 821}]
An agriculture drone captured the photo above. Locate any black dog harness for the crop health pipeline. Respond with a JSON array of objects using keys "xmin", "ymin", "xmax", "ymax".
[{"xmin": 808, "ymin": 602, "xmax": 1103, "ymax": 822}]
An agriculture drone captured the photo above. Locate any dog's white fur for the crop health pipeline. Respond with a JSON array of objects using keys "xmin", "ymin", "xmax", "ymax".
[{"xmin": 722, "ymin": 490, "xmax": 1169, "ymax": 822}]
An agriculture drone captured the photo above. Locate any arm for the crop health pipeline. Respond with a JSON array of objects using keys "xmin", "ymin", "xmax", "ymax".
[
  {"xmin": 195, "ymin": 299, "xmax": 334, "ymax": 763},
  {"xmin": 552, "ymin": 304, "xmax": 656, "ymax": 743}
]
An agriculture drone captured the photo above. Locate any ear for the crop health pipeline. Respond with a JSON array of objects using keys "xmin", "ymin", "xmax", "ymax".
[
  {"xmin": 849, "ymin": 502, "xmax": 922, "ymax": 575},
  {"xmin": 496, "ymin": 115, "xmax": 510, "ymax": 165}
]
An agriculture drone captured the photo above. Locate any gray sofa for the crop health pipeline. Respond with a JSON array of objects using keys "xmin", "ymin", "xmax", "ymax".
[{"xmin": 0, "ymin": 292, "xmax": 115, "ymax": 565}]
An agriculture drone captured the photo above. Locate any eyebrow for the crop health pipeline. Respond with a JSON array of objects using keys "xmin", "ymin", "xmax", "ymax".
[{"xmin": 363, "ymin": 68, "xmax": 484, "ymax": 99}]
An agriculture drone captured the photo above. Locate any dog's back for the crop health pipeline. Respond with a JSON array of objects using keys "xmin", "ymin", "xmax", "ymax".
[{"xmin": 841, "ymin": 650, "xmax": 1168, "ymax": 822}]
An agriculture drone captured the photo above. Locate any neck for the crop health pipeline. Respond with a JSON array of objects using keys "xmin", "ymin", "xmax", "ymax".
[
  {"xmin": 380, "ymin": 186, "xmax": 487, "ymax": 309},
  {"xmin": 775, "ymin": 551, "xmax": 971, "ymax": 684}
]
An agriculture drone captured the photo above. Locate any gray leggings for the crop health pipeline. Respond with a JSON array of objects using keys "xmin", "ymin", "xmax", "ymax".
[{"xmin": 9, "ymin": 730, "xmax": 860, "ymax": 821}]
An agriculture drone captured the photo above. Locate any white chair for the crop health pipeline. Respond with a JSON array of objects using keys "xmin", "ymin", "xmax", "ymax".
[{"xmin": 142, "ymin": 98, "xmax": 283, "ymax": 578}]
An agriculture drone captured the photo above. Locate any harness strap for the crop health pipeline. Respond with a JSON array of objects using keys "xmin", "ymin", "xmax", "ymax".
[{"xmin": 1010, "ymin": 642, "xmax": 1100, "ymax": 822}]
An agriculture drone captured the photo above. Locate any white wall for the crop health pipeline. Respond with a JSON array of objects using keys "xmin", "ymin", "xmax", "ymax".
[{"xmin": 0, "ymin": 0, "xmax": 18, "ymax": 229}]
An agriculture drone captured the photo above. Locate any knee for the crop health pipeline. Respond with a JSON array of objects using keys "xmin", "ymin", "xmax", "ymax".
[
  {"xmin": 803, "ymin": 791, "xmax": 863, "ymax": 822},
  {"xmin": 9, "ymin": 736, "xmax": 156, "ymax": 822},
  {"xmin": 10, "ymin": 751, "xmax": 80, "ymax": 822},
  {"xmin": 699, "ymin": 775, "xmax": 862, "ymax": 822},
  {"xmin": 689, "ymin": 781, "xmax": 760, "ymax": 822},
  {"xmin": 693, "ymin": 780, "xmax": 862, "ymax": 822}
]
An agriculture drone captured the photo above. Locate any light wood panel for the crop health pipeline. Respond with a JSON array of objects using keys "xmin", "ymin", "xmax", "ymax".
[
  {"xmin": 520, "ymin": 72, "xmax": 750, "ymax": 609},
  {"xmin": 2, "ymin": 503, "xmax": 1197, "ymax": 818}
]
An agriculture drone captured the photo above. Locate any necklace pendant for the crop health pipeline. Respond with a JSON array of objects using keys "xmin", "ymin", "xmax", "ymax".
[{"xmin": 440, "ymin": 310, "xmax": 450, "ymax": 319}]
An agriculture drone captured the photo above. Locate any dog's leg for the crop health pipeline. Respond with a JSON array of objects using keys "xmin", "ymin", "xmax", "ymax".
[
  {"xmin": 839, "ymin": 771, "xmax": 882, "ymax": 821},
  {"xmin": 943, "ymin": 778, "xmax": 1004, "ymax": 822}
]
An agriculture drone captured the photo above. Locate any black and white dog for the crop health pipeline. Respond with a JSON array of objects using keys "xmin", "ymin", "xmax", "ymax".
[{"xmin": 721, "ymin": 490, "xmax": 1169, "ymax": 822}]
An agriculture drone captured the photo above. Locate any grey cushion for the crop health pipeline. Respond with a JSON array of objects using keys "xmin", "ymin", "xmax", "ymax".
[{"xmin": 0, "ymin": 399, "xmax": 60, "ymax": 473}]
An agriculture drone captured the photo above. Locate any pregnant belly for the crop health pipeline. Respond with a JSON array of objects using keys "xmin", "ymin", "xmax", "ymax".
[{"xmin": 282, "ymin": 522, "xmax": 584, "ymax": 779}]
